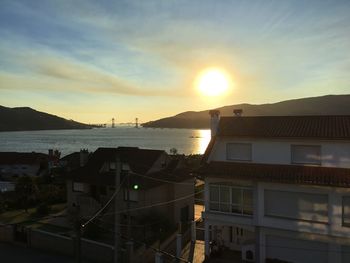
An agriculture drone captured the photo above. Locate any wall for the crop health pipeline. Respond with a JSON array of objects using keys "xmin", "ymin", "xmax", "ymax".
[
  {"xmin": 30, "ymin": 229, "xmax": 74, "ymax": 256},
  {"xmin": 265, "ymin": 234, "xmax": 328, "ymax": 263},
  {"xmin": 0, "ymin": 225, "xmax": 14, "ymax": 242},
  {"xmin": 0, "ymin": 181, "xmax": 15, "ymax": 192},
  {"xmin": 0, "ymin": 164, "xmax": 40, "ymax": 177},
  {"xmin": 29, "ymin": 229, "xmax": 114, "ymax": 263},
  {"xmin": 173, "ymin": 179, "xmax": 195, "ymax": 225},
  {"xmin": 208, "ymin": 137, "xmax": 350, "ymax": 168}
]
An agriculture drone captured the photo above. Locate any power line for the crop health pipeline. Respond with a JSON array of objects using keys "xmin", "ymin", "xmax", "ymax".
[
  {"xmin": 99, "ymin": 190, "xmax": 203, "ymax": 218},
  {"xmin": 82, "ymin": 175, "xmax": 127, "ymax": 228},
  {"xmin": 132, "ymin": 171, "xmax": 195, "ymax": 186}
]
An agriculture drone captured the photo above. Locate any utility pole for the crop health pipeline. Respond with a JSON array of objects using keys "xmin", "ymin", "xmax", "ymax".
[
  {"xmin": 126, "ymin": 171, "xmax": 132, "ymax": 239},
  {"xmin": 114, "ymin": 156, "xmax": 121, "ymax": 263},
  {"xmin": 126, "ymin": 171, "xmax": 133, "ymax": 263},
  {"xmin": 73, "ymin": 204, "xmax": 82, "ymax": 263}
]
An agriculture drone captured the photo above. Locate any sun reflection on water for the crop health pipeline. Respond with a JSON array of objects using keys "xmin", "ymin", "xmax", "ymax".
[{"xmin": 194, "ymin": 129, "xmax": 211, "ymax": 154}]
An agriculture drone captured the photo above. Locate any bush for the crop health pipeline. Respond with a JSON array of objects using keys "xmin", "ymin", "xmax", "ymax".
[{"xmin": 36, "ymin": 203, "xmax": 51, "ymax": 216}]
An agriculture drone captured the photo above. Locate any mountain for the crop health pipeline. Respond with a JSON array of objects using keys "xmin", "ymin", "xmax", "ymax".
[
  {"xmin": 0, "ymin": 106, "xmax": 94, "ymax": 132},
  {"xmin": 142, "ymin": 95, "xmax": 350, "ymax": 129}
]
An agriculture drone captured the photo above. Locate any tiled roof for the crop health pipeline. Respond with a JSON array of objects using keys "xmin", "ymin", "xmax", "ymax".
[
  {"xmin": 0, "ymin": 152, "xmax": 48, "ymax": 165},
  {"xmin": 217, "ymin": 115, "xmax": 350, "ymax": 140},
  {"xmin": 70, "ymin": 147, "xmax": 167, "ymax": 185},
  {"xmin": 198, "ymin": 161, "xmax": 350, "ymax": 188},
  {"xmin": 72, "ymin": 156, "xmax": 192, "ymax": 189}
]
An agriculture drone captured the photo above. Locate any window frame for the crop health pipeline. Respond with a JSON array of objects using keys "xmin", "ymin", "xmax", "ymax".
[
  {"xmin": 209, "ymin": 184, "xmax": 253, "ymax": 216},
  {"xmin": 226, "ymin": 143, "xmax": 252, "ymax": 161},
  {"xmin": 291, "ymin": 144, "xmax": 321, "ymax": 165},
  {"xmin": 72, "ymin": 182, "xmax": 84, "ymax": 192}
]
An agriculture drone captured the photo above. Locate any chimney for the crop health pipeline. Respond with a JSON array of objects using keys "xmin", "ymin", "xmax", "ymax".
[
  {"xmin": 80, "ymin": 149, "xmax": 89, "ymax": 167},
  {"xmin": 233, "ymin": 109, "xmax": 243, "ymax": 117},
  {"xmin": 209, "ymin": 110, "xmax": 220, "ymax": 137}
]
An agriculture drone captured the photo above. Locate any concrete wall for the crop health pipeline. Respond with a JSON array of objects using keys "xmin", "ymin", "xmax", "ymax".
[
  {"xmin": 265, "ymin": 234, "xmax": 328, "ymax": 263},
  {"xmin": 30, "ymin": 229, "xmax": 74, "ymax": 256},
  {"xmin": 173, "ymin": 179, "xmax": 195, "ymax": 225},
  {"xmin": 208, "ymin": 137, "xmax": 350, "ymax": 168},
  {"xmin": 0, "ymin": 164, "xmax": 40, "ymax": 177},
  {"xmin": 29, "ymin": 229, "xmax": 113, "ymax": 263}
]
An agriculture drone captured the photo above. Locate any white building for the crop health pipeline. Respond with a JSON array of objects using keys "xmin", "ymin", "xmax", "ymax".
[{"xmin": 200, "ymin": 111, "xmax": 350, "ymax": 263}]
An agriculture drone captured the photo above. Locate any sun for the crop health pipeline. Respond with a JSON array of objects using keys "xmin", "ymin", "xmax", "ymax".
[{"xmin": 196, "ymin": 68, "xmax": 231, "ymax": 97}]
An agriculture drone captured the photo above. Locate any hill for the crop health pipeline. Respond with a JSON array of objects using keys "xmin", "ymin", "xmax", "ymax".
[
  {"xmin": 0, "ymin": 106, "xmax": 94, "ymax": 132},
  {"xmin": 142, "ymin": 94, "xmax": 350, "ymax": 129}
]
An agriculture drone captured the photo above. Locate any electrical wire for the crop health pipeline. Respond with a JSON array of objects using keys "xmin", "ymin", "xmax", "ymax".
[
  {"xmin": 81, "ymin": 175, "xmax": 128, "ymax": 228},
  {"xmin": 132, "ymin": 171, "xmax": 195, "ymax": 186},
  {"xmin": 99, "ymin": 189, "xmax": 203, "ymax": 218}
]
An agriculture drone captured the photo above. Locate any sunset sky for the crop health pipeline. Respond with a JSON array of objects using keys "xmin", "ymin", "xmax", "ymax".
[{"xmin": 1, "ymin": 0, "xmax": 350, "ymax": 123}]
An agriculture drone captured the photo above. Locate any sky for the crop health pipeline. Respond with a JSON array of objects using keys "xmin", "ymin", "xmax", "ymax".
[{"xmin": 0, "ymin": 0, "xmax": 350, "ymax": 124}]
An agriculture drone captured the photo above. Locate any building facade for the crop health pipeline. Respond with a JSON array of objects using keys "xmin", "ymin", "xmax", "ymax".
[
  {"xmin": 200, "ymin": 113, "xmax": 350, "ymax": 263},
  {"xmin": 66, "ymin": 147, "xmax": 194, "ymax": 236}
]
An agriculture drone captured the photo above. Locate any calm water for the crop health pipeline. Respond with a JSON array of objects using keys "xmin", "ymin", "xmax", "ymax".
[{"xmin": 0, "ymin": 127, "xmax": 211, "ymax": 157}]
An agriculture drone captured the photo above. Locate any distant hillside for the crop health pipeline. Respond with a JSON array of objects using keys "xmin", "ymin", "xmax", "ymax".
[
  {"xmin": 0, "ymin": 106, "xmax": 94, "ymax": 132},
  {"xmin": 142, "ymin": 95, "xmax": 350, "ymax": 129}
]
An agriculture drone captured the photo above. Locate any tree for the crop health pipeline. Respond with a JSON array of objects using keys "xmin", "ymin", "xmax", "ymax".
[
  {"xmin": 170, "ymin": 148, "xmax": 178, "ymax": 155},
  {"xmin": 15, "ymin": 176, "xmax": 37, "ymax": 213}
]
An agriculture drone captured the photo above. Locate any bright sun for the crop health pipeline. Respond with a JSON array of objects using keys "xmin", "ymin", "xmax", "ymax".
[{"xmin": 197, "ymin": 68, "xmax": 231, "ymax": 97}]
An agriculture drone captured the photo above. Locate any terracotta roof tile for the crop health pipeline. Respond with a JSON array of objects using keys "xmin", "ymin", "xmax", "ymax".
[
  {"xmin": 198, "ymin": 161, "xmax": 350, "ymax": 187},
  {"xmin": 217, "ymin": 115, "xmax": 350, "ymax": 140}
]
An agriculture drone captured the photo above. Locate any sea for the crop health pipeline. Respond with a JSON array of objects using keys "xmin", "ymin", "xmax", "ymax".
[{"xmin": 0, "ymin": 127, "xmax": 211, "ymax": 157}]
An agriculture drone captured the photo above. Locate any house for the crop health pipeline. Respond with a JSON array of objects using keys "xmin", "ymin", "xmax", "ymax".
[
  {"xmin": 199, "ymin": 111, "xmax": 350, "ymax": 263},
  {"xmin": 0, "ymin": 152, "xmax": 50, "ymax": 179},
  {"xmin": 66, "ymin": 147, "xmax": 194, "ymax": 239}
]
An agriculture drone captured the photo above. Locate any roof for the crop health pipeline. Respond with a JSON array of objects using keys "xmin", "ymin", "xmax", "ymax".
[
  {"xmin": 71, "ymin": 151, "xmax": 193, "ymax": 189},
  {"xmin": 0, "ymin": 152, "xmax": 48, "ymax": 165},
  {"xmin": 216, "ymin": 115, "xmax": 350, "ymax": 140},
  {"xmin": 198, "ymin": 161, "xmax": 350, "ymax": 188},
  {"xmin": 131, "ymin": 159, "xmax": 192, "ymax": 189},
  {"xmin": 70, "ymin": 147, "xmax": 166, "ymax": 185}
]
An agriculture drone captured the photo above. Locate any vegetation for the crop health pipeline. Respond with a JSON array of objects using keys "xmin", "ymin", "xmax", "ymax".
[
  {"xmin": 0, "ymin": 105, "xmax": 94, "ymax": 131},
  {"xmin": 0, "ymin": 203, "xmax": 66, "ymax": 225}
]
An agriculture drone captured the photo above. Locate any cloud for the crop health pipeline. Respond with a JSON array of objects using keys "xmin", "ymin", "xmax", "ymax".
[{"xmin": 0, "ymin": 46, "xmax": 183, "ymax": 97}]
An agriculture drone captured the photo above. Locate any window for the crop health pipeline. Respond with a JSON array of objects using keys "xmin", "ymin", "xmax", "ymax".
[
  {"xmin": 124, "ymin": 189, "xmax": 138, "ymax": 202},
  {"xmin": 209, "ymin": 184, "xmax": 253, "ymax": 215},
  {"xmin": 291, "ymin": 145, "xmax": 321, "ymax": 165},
  {"xmin": 264, "ymin": 190, "xmax": 328, "ymax": 222},
  {"xmin": 109, "ymin": 162, "xmax": 116, "ymax": 170},
  {"xmin": 209, "ymin": 185, "xmax": 220, "ymax": 211},
  {"xmin": 73, "ymin": 182, "xmax": 84, "ymax": 192},
  {"xmin": 226, "ymin": 143, "xmax": 252, "ymax": 161},
  {"xmin": 343, "ymin": 196, "xmax": 350, "ymax": 227}
]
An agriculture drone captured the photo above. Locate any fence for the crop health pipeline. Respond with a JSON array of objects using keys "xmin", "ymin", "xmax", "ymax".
[{"xmin": 0, "ymin": 225, "xmax": 114, "ymax": 263}]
